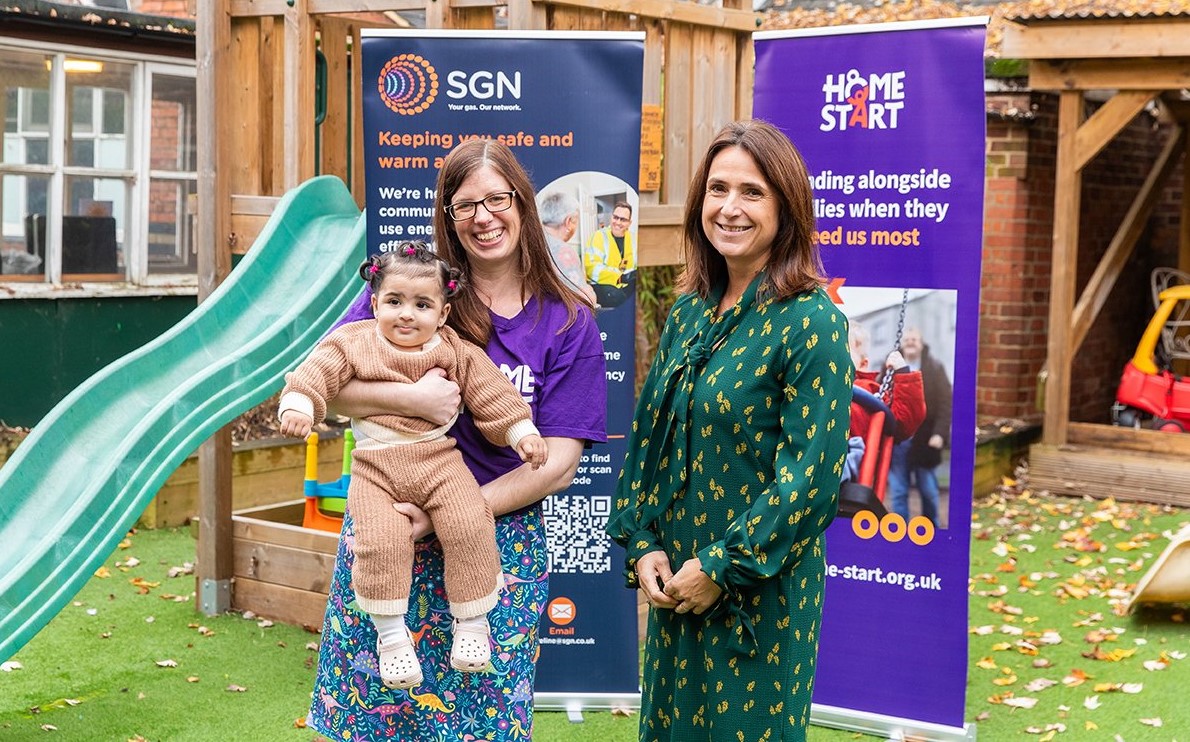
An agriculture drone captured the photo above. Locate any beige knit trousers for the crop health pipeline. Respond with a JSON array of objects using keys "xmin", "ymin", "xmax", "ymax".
[{"xmin": 348, "ymin": 437, "xmax": 502, "ymax": 619}]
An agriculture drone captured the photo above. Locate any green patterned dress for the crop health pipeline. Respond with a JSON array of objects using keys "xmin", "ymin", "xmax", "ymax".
[{"xmin": 608, "ymin": 274, "xmax": 853, "ymax": 742}]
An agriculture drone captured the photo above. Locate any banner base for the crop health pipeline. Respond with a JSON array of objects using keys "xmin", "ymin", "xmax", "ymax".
[
  {"xmin": 811, "ymin": 703, "xmax": 977, "ymax": 741},
  {"xmin": 534, "ymin": 691, "xmax": 641, "ymax": 719}
]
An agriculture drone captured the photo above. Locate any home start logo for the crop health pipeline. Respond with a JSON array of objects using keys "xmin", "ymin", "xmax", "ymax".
[
  {"xmin": 377, "ymin": 54, "xmax": 438, "ymax": 115},
  {"xmin": 820, "ymin": 68, "xmax": 906, "ymax": 132}
]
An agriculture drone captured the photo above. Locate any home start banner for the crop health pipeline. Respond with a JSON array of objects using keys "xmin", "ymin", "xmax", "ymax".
[
  {"xmin": 754, "ymin": 19, "xmax": 987, "ymax": 738},
  {"xmin": 360, "ymin": 30, "xmax": 644, "ymax": 709}
]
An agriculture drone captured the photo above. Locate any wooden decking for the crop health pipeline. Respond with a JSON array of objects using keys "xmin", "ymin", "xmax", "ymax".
[{"xmin": 1029, "ymin": 422, "xmax": 1190, "ymax": 507}]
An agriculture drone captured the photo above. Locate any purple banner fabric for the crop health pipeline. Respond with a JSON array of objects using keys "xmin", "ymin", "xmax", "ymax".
[{"xmin": 754, "ymin": 21, "xmax": 987, "ymax": 728}]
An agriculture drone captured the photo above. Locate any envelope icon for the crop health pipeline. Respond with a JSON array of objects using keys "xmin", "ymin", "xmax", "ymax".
[{"xmin": 547, "ymin": 597, "xmax": 576, "ymax": 625}]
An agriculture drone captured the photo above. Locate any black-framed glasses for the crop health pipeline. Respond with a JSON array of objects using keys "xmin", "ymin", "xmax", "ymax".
[{"xmin": 445, "ymin": 190, "xmax": 517, "ymax": 221}]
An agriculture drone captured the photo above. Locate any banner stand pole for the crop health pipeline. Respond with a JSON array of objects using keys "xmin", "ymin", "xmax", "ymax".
[{"xmin": 811, "ymin": 703, "xmax": 977, "ymax": 741}]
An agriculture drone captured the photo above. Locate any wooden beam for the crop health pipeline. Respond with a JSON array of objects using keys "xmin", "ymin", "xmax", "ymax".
[
  {"xmin": 1073, "ymin": 91, "xmax": 1153, "ymax": 172},
  {"xmin": 1042, "ymin": 90, "xmax": 1083, "ymax": 447},
  {"xmin": 283, "ymin": 0, "xmax": 316, "ymax": 189},
  {"xmin": 541, "ymin": 0, "xmax": 758, "ymax": 31},
  {"xmin": 1069, "ymin": 421, "xmax": 1190, "ymax": 458},
  {"xmin": 231, "ymin": 0, "xmax": 425, "ymax": 17},
  {"xmin": 638, "ymin": 204, "xmax": 683, "ymax": 266},
  {"xmin": 1030, "ymin": 59, "xmax": 1190, "ymax": 92},
  {"xmin": 1001, "ymin": 18, "xmax": 1190, "ymax": 59},
  {"xmin": 1071, "ymin": 125, "xmax": 1186, "ymax": 352},
  {"xmin": 506, "ymin": 0, "xmax": 545, "ymax": 29},
  {"xmin": 196, "ymin": 0, "xmax": 234, "ymax": 616}
]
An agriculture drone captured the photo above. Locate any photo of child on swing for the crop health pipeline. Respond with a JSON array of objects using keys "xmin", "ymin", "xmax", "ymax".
[{"xmin": 834, "ymin": 286, "xmax": 957, "ymax": 529}]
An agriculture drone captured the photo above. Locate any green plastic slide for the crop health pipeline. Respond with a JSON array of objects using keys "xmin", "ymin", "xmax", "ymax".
[{"xmin": 0, "ymin": 176, "xmax": 366, "ymax": 663}]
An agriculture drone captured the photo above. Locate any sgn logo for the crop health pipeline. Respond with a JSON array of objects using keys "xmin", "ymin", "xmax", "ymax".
[
  {"xmin": 820, "ymin": 68, "xmax": 906, "ymax": 132},
  {"xmin": 377, "ymin": 54, "xmax": 439, "ymax": 115},
  {"xmin": 446, "ymin": 69, "xmax": 522, "ymax": 101}
]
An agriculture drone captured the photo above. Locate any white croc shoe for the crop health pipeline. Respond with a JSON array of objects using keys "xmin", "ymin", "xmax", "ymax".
[
  {"xmin": 378, "ymin": 627, "xmax": 423, "ymax": 690},
  {"xmin": 450, "ymin": 618, "xmax": 492, "ymax": 672}
]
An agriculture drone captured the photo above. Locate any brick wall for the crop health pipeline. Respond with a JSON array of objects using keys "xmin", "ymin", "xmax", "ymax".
[{"xmin": 979, "ymin": 92, "xmax": 1184, "ymax": 426}]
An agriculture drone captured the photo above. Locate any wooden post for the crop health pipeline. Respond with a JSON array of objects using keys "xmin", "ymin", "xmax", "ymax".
[
  {"xmin": 283, "ymin": 0, "xmax": 316, "ymax": 188},
  {"xmin": 196, "ymin": 0, "xmax": 234, "ymax": 616},
  {"xmin": 1043, "ymin": 90, "xmax": 1084, "ymax": 446}
]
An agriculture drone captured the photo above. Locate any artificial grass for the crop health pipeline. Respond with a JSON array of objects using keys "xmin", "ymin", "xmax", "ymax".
[{"xmin": 1, "ymin": 483, "xmax": 1186, "ymax": 741}]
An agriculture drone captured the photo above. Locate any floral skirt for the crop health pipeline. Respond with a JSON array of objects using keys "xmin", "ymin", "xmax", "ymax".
[{"xmin": 307, "ymin": 507, "xmax": 548, "ymax": 741}]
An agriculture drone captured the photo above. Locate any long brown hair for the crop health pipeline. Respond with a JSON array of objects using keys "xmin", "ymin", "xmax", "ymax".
[
  {"xmin": 677, "ymin": 119, "xmax": 825, "ymax": 300},
  {"xmin": 431, "ymin": 139, "xmax": 589, "ymax": 346}
]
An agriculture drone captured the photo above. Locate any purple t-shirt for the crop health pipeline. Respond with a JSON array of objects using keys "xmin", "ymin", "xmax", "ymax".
[{"xmin": 337, "ymin": 289, "xmax": 607, "ymax": 488}]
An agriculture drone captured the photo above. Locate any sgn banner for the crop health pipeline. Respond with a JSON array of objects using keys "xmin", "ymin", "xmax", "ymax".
[
  {"xmin": 360, "ymin": 29, "xmax": 644, "ymax": 706},
  {"xmin": 754, "ymin": 19, "xmax": 987, "ymax": 734}
]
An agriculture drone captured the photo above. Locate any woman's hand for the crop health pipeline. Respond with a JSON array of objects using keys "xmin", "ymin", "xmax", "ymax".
[
  {"xmin": 636, "ymin": 550, "xmax": 678, "ymax": 610},
  {"xmin": 407, "ymin": 368, "xmax": 462, "ymax": 426},
  {"xmin": 393, "ymin": 502, "xmax": 434, "ymax": 541},
  {"xmin": 663, "ymin": 557, "xmax": 723, "ymax": 615},
  {"xmin": 331, "ymin": 370, "xmax": 460, "ymax": 425}
]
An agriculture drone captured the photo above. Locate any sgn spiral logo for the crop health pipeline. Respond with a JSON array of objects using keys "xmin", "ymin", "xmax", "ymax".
[{"xmin": 377, "ymin": 54, "xmax": 439, "ymax": 115}]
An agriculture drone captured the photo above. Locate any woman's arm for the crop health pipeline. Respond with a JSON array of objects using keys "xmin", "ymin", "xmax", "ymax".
[
  {"xmin": 327, "ymin": 370, "xmax": 461, "ymax": 426},
  {"xmin": 481, "ymin": 435, "xmax": 583, "ymax": 517}
]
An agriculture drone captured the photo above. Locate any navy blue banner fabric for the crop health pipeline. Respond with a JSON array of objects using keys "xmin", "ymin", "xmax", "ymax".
[{"xmin": 361, "ymin": 30, "xmax": 645, "ymax": 699}]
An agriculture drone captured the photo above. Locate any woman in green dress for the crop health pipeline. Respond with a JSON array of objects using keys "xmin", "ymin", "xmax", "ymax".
[{"xmin": 607, "ymin": 119, "xmax": 853, "ymax": 742}]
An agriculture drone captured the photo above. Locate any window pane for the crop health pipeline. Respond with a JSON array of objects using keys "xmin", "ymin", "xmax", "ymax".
[
  {"xmin": 102, "ymin": 90, "xmax": 125, "ymax": 135},
  {"xmin": 1, "ymin": 49, "xmax": 52, "ymax": 164},
  {"xmin": 25, "ymin": 138, "xmax": 49, "ymax": 166},
  {"xmin": 67, "ymin": 60, "xmax": 133, "ymax": 169},
  {"xmin": 147, "ymin": 177, "xmax": 196, "ymax": 274},
  {"xmin": 150, "ymin": 74, "xmax": 197, "ymax": 172},
  {"xmin": 71, "ymin": 86, "xmax": 94, "ymax": 133},
  {"xmin": 63, "ymin": 175, "xmax": 128, "ymax": 277},
  {"xmin": 1, "ymin": 173, "xmax": 51, "ymax": 279}
]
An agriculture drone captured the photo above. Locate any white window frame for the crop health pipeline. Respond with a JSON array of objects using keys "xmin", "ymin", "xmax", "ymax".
[{"xmin": 0, "ymin": 36, "xmax": 197, "ymax": 299}]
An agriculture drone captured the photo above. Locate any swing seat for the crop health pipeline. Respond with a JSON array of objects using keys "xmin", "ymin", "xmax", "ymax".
[{"xmin": 837, "ymin": 386, "xmax": 894, "ymax": 520}]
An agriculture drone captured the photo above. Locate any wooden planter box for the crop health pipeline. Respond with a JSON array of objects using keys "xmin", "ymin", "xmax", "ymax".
[
  {"xmin": 224, "ymin": 500, "xmax": 338, "ymax": 629},
  {"xmin": 142, "ymin": 434, "xmax": 347, "ymax": 528}
]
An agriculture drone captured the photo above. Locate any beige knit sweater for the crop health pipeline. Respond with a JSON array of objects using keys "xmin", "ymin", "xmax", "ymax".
[{"xmin": 279, "ymin": 322, "xmax": 537, "ymax": 449}]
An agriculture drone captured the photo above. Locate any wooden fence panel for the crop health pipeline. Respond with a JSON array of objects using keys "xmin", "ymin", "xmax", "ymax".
[
  {"xmin": 318, "ymin": 16, "xmax": 352, "ymax": 186},
  {"xmin": 663, "ymin": 22, "xmax": 693, "ymax": 208}
]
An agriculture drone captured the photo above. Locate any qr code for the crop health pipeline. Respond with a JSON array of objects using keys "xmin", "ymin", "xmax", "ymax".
[{"xmin": 542, "ymin": 495, "xmax": 612, "ymax": 574}]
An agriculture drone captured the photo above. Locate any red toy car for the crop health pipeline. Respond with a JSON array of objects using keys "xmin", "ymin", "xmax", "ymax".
[{"xmin": 1113, "ymin": 277, "xmax": 1190, "ymax": 433}]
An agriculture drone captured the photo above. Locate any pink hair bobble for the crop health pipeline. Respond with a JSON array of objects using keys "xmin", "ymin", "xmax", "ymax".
[
  {"xmin": 447, "ymin": 280, "xmax": 458, "ymax": 291},
  {"xmin": 368, "ymin": 264, "xmax": 379, "ymax": 275},
  {"xmin": 403, "ymin": 245, "xmax": 416, "ymax": 255}
]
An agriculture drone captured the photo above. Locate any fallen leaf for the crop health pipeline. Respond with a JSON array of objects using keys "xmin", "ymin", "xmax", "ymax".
[
  {"xmin": 1139, "ymin": 717, "xmax": 1163, "ymax": 727},
  {"xmin": 257, "ymin": 619, "xmax": 274, "ymax": 628},
  {"xmin": 40, "ymin": 724, "xmax": 57, "ymax": 731},
  {"xmin": 226, "ymin": 684, "xmax": 248, "ymax": 692},
  {"xmin": 94, "ymin": 567, "xmax": 111, "ymax": 579},
  {"xmin": 1002, "ymin": 696, "xmax": 1038, "ymax": 709},
  {"xmin": 976, "ymin": 657, "xmax": 998, "ymax": 670},
  {"xmin": 293, "ymin": 717, "xmax": 308, "ymax": 728},
  {"xmin": 1, "ymin": 661, "xmax": 23, "ymax": 672},
  {"xmin": 1024, "ymin": 678, "xmax": 1057, "ymax": 692},
  {"xmin": 155, "ymin": 659, "xmax": 178, "ymax": 668},
  {"xmin": 1084, "ymin": 695, "xmax": 1101, "ymax": 709},
  {"xmin": 186, "ymin": 676, "xmax": 200, "ymax": 683}
]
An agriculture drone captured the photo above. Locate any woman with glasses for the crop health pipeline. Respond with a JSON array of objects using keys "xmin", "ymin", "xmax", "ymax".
[{"xmin": 307, "ymin": 138, "xmax": 607, "ymax": 741}]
